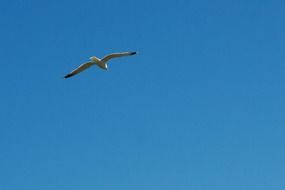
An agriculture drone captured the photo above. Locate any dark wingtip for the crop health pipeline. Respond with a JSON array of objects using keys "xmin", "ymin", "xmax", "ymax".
[
  {"xmin": 64, "ymin": 74, "xmax": 73, "ymax": 79},
  {"xmin": 130, "ymin": 52, "xmax": 136, "ymax": 55}
]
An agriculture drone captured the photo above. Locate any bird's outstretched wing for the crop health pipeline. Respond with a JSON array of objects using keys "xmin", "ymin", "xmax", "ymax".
[
  {"xmin": 64, "ymin": 61, "xmax": 95, "ymax": 78},
  {"xmin": 101, "ymin": 52, "xmax": 136, "ymax": 63}
]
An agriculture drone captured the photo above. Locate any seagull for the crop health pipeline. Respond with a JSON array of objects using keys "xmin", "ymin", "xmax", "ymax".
[{"xmin": 64, "ymin": 51, "xmax": 136, "ymax": 78}]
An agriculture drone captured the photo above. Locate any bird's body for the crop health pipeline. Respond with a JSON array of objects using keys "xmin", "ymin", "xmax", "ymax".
[{"xmin": 64, "ymin": 51, "xmax": 136, "ymax": 78}]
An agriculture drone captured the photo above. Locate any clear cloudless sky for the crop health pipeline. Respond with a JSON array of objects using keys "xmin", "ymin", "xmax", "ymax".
[{"xmin": 0, "ymin": 0, "xmax": 285, "ymax": 189}]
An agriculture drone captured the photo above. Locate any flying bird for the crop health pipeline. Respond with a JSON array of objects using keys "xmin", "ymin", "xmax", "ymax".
[{"xmin": 64, "ymin": 51, "xmax": 136, "ymax": 78}]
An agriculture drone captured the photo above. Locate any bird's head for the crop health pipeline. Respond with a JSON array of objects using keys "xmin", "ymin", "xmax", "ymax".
[{"xmin": 89, "ymin": 56, "xmax": 100, "ymax": 63}]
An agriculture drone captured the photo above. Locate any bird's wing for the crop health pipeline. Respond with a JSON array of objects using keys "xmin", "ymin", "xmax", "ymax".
[
  {"xmin": 64, "ymin": 61, "xmax": 95, "ymax": 78},
  {"xmin": 101, "ymin": 52, "xmax": 136, "ymax": 62}
]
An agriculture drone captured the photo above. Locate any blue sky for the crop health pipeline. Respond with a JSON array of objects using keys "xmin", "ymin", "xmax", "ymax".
[{"xmin": 0, "ymin": 0, "xmax": 285, "ymax": 189}]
